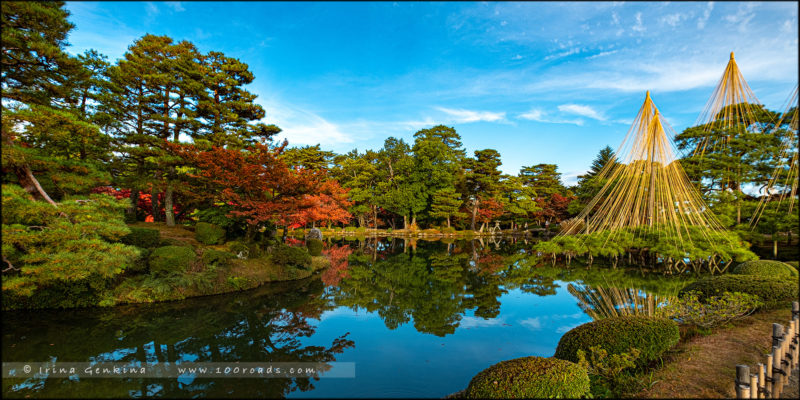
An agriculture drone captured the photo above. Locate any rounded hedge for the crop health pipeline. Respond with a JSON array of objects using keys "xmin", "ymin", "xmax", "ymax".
[
  {"xmin": 554, "ymin": 316, "xmax": 679, "ymax": 366},
  {"xmin": 732, "ymin": 260, "xmax": 798, "ymax": 278},
  {"xmin": 202, "ymin": 249, "xmax": 235, "ymax": 268},
  {"xmin": 785, "ymin": 261, "xmax": 799, "ymax": 269},
  {"xmin": 465, "ymin": 356, "xmax": 590, "ymax": 399},
  {"xmin": 120, "ymin": 227, "xmax": 161, "ymax": 248},
  {"xmin": 679, "ymin": 275, "xmax": 799, "ymax": 310},
  {"xmin": 271, "ymin": 245, "xmax": 311, "ymax": 269},
  {"xmin": 149, "ymin": 245, "xmax": 196, "ymax": 276},
  {"xmin": 195, "ymin": 222, "xmax": 226, "ymax": 245},
  {"xmin": 306, "ymin": 239, "xmax": 323, "ymax": 256}
]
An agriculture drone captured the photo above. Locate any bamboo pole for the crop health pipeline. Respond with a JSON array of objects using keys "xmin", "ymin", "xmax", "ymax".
[
  {"xmin": 736, "ymin": 365, "xmax": 750, "ymax": 399},
  {"xmin": 749, "ymin": 374, "xmax": 758, "ymax": 399},
  {"xmin": 772, "ymin": 344, "xmax": 782, "ymax": 398},
  {"xmin": 766, "ymin": 353, "xmax": 773, "ymax": 397},
  {"xmin": 757, "ymin": 363, "xmax": 765, "ymax": 399}
]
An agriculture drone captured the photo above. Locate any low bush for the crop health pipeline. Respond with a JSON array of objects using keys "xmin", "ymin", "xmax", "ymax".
[
  {"xmin": 159, "ymin": 238, "xmax": 191, "ymax": 247},
  {"xmin": 465, "ymin": 356, "xmax": 590, "ymax": 399},
  {"xmin": 577, "ymin": 345, "xmax": 641, "ymax": 397},
  {"xmin": 441, "ymin": 226, "xmax": 456, "ymax": 234},
  {"xmin": 227, "ymin": 241, "xmax": 249, "ymax": 259},
  {"xmin": 195, "ymin": 222, "xmax": 225, "ymax": 245},
  {"xmin": 306, "ymin": 239, "xmax": 323, "ymax": 256},
  {"xmin": 119, "ymin": 227, "xmax": 161, "ymax": 248},
  {"xmin": 554, "ymin": 316, "xmax": 679, "ymax": 367},
  {"xmin": 344, "ymin": 227, "xmax": 357, "ymax": 232},
  {"xmin": 657, "ymin": 291, "xmax": 762, "ymax": 328},
  {"xmin": 386, "ymin": 227, "xmax": 393, "ymax": 233},
  {"xmin": 732, "ymin": 260, "xmax": 798, "ymax": 277},
  {"xmin": 149, "ymin": 246, "xmax": 196, "ymax": 276},
  {"xmin": 679, "ymin": 275, "xmax": 798, "ymax": 310},
  {"xmin": 785, "ymin": 261, "xmax": 799, "ymax": 269},
  {"xmin": 355, "ymin": 227, "xmax": 366, "ymax": 234},
  {"xmin": 421, "ymin": 228, "xmax": 440, "ymax": 235},
  {"xmin": 270, "ymin": 245, "xmax": 311, "ymax": 269},
  {"xmin": 126, "ymin": 247, "xmax": 150, "ymax": 274},
  {"xmin": 202, "ymin": 249, "xmax": 235, "ymax": 268}
]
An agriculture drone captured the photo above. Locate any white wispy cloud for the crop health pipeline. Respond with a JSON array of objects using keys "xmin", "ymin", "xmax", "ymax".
[
  {"xmin": 263, "ymin": 102, "xmax": 355, "ymax": 147},
  {"xmin": 632, "ymin": 12, "xmax": 645, "ymax": 33},
  {"xmin": 519, "ymin": 317, "xmax": 541, "ymax": 330},
  {"xmin": 558, "ymin": 104, "xmax": 606, "ymax": 121},
  {"xmin": 165, "ymin": 2, "xmax": 185, "ymax": 12},
  {"xmin": 698, "ymin": 2, "xmax": 715, "ymax": 29},
  {"xmin": 435, "ymin": 107, "xmax": 507, "ymax": 123},
  {"xmin": 544, "ymin": 47, "xmax": 581, "ymax": 61},
  {"xmin": 460, "ymin": 316, "xmax": 506, "ymax": 328},
  {"xmin": 660, "ymin": 13, "xmax": 687, "ymax": 27},
  {"xmin": 518, "ymin": 108, "xmax": 584, "ymax": 126}
]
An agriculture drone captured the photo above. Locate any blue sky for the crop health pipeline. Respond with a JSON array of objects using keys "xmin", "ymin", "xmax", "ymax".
[{"xmin": 63, "ymin": 1, "xmax": 798, "ymax": 185}]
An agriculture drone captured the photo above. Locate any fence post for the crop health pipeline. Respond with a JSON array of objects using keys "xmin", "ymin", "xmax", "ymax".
[
  {"xmin": 757, "ymin": 363, "xmax": 765, "ymax": 399},
  {"xmin": 772, "ymin": 344, "xmax": 783, "ymax": 398},
  {"xmin": 749, "ymin": 373, "xmax": 758, "ymax": 399},
  {"xmin": 766, "ymin": 353, "xmax": 774, "ymax": 398}
]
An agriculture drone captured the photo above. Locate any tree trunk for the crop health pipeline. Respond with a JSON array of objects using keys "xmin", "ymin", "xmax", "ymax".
[
  {"xmin": 773, "ymin": 239, "xmax": 778, "ymax": 258},
  {"xmin": 164, "ymin": 181, "xmax": 175, "ymax": 226},
  {"xmin": 446, "ymin": 217, "xmax": 451, "ymax": 228},
  {"xmin": 128, "ymin": 188, "xmax": 139, "ymax": 220},
  {"xmin": 151, "ymin": 174, "xmax": 160, "ymax": 222},
  {"xmin": 17, "ymin": 165, "xmax": 57, "ymax": 206},
  {"xmin": 470, "ymin": 198, "xmax": 479, "ymax": 231},
  {"xmin": 403, "ymin": 215, "xmax": 408, "ymax": 230}
]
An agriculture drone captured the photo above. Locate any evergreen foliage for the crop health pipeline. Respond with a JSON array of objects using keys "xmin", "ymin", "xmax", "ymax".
[
  {"xmin": 678, "ymin": 275, "xmax": 798, "ymax": 310},
  {"xmin": 554, "ymin": 316, "xmax": 679, "ymax": 367},
  {"xmin": 732, "ymin": 259, "xmax": 798, "ymax": 277},
  {"xmin": 270, "ymin": 245, "xmax": 312, "ymax": 269},
  {"xmin": 149, "ymin": 245, "xmax": 197, "ymax": 276},
  {"xmin": 465, "ymin": 356, "xmax": 590, "ymax": 399},
  {"xmin": 120, "ymin": 227, "xmax": 161, "ymax": 248},
  {"xmin": 195, "ymin": 221, "xmax": 226, "ymax": 245}
]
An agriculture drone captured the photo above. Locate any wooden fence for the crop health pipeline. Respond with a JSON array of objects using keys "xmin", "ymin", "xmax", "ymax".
[{"xmin": 735, "ymin": 301, "xmax": 800, "ymax": 398}]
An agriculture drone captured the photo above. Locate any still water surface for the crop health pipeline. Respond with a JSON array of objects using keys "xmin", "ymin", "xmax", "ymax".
[{"xmin": 2, "ymin": 238, "xmax": 693, "ymax": 398}]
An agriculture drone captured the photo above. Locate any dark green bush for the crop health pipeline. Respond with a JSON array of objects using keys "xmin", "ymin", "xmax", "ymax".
[
  {"xmin": 465, "ymin": 356, "xmax": 590, "ymax": 399},
  {"xmin": 227, "ymin": 241, "xmax": 249, "ymax": 259},
  {"xmin": 554, "ymin": 316, "xmax": 679, "ymax": 367},
  {"xmin": 355, "ymin": 227, "xmax": 366, "ymax": 234},
  {"xmin": 441, "ymin": 226, "xmax": 456, "ymax": 234},
  {"xmin": 119, "ymin": 227, "xmax": 161, "ymax": 248},
  {"xmin": 679, "ymin": 275, "xmax": 799, "ymax": 310},
  {"xmin": 785, "ymin": 261, "xmax": 799, "ymax": 269},
  {"xmin": 733, "ymin": 260, "xmax": 798, "ymax": 277},
  {"xmin": 159, "ymin": 238, "xmax": 191, "ymax": 247},
  {"xmin": 270, "ymin": 245, "xmax": 311, "ymax": 269},
  {"xmin": 195, "ymin": 222, "xmax": 225, "ymax": 245},
  {"xmin": 149, "ymin": 246, "xmax": 196, "ymax": 276},
  {"xmin": 202, "ymin": 249, "xmax": 235, "ymax": 268},
  {"xmin": 306, "ymin": 239, "xmax": 323, "ymax": 256},
  {"xmin": 4, "ymin": 274, "xmax": 113, "ymax": 309},
  {"xmin": 125, "ymin": 247, "xmax": 150, "ymax": 274}
]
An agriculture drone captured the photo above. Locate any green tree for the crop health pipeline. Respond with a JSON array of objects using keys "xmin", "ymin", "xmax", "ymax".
[
  {"xmin": 519, "ymin": 164, "xmax": 566, "ymax": 197},
  {"xmin": 459, "ymin": 149, "xmax": 503, "ymax": 231},
  {"xmin": 410, "ymin": 125, "xmax": 466, "ymax": 225},
  {"xmin": 281, "ymin": 144, "xmax": 336, "ymax": 170},
  {"xmin": 430, "ymin": 187, "xmax": 465, "ymax": 228}
]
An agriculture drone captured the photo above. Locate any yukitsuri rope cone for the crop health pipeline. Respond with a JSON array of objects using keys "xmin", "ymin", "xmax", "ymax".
[
  {"xmin": 693, "ymin": 52, "xmax": 764, "ymax": 158},
  {"xmin": 561, "ymin": 91, "xmax": 724, "ymax": 252},
  {"xmin": 750, "ymin": 86, "xmax": 799, "ymax": 228}
]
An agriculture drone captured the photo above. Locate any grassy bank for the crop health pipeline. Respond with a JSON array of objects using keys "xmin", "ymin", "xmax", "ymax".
[{"xmin": 288, "ymin": 226, "xmax": 554, "ymax": 239}]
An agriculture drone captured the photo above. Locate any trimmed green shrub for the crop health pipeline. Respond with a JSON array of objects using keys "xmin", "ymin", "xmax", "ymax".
[
  {"xmin": 119, "ymin": 227, "xmax": 161, "ymax": 248},
  {"xmin": 732, "ymin": 260, "xmax": 798, "ymax": 277},
  {"xmin": 355, "ymin": 226, "xmax": 366, "ymax": 234},
  {"xmin": 270, "ymin": 245, "xmax": 311, "ymax": 269},
  {"xmin": 202, "ymin": 249, "xmax": 235, "ymax": 268},
  {"xmin": 195, "ymin": 222, "xmax": 225, "ymax": 245},
  {"xmin": 344, "ymin": 227, "xmax": 357, "ymax": 232},
  {"xmin": 785, "ymin": 261, "xmax": 799, "ymax": 269},
  {"xmin": 554, "ymin": 316, "xmax": 679, "ymax": 367},
  {"xmin": 126, "ymin": 247, "xmax": 150, "ymax": 274},
  {"xmin": 306, "ymin": 239, "xmax": 323, "ymax": 256},
  {"xmin": 658, "ymin": 291, "xmax": 762, "ymax": 328},
  {"xmin": 441, "ymin": 226, "xmax": 456, "ymax": 234},
  {"xmin": 159, "ymin": 238, "xmax": 191, "ymax": 247},
  {"xmin": 679, "ymin": 275, "xmax": 799, "ymax": 310},
  {"xmin": 465, "ymin": 356, "xmax": 590, "ymax": 399},
  {"xmin": 149, "ymin": 246, "xmax": 196, "ymax": 276}
]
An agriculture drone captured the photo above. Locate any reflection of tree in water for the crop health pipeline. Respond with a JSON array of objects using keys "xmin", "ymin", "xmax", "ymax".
[
  {"xmin": 566, "ymin": 283, "xmax": 675, "ymax": 321},
  {"xmin": 3, "ymin": 278, "xmax": 354, "ymax": 398},
  {"xmin": 328, "ymin": 239, "xmax": 560, "ymax": 336}
]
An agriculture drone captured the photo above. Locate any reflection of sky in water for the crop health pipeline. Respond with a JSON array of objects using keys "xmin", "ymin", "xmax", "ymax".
[{"xmin": 290, "ymin": 281, "xmax": 592, "ymax": 398}]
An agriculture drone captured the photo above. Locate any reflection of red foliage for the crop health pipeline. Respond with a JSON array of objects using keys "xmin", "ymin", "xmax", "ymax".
[
  {"xmin": 476, "ymin": 252, "xmax": 505, "ymax": 274},
  {"xmin": 320, "ymin": 245, "xmax": 352, "ymax": 286}
]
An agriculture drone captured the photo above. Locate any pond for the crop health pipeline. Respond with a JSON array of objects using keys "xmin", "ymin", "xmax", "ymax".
[{"xmin": 2, "ymin": 238, "xmax": 695, "ymax": 398}]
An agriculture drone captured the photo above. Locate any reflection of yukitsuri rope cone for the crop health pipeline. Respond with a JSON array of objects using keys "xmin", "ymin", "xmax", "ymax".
[
  {"xmin": 561, "ymin": 91, "xmax": 724, "ymax": 251},
  {"xmin": 566, "ymin": 283, "xmax": 674, "ymax": 321},
  {"xmin": 693, "ymin": 52, "xmax": 763, "ymax": 158},
  {"xmin": 750, "ymin": 86, "xmax": 799, "ymax": 228}
]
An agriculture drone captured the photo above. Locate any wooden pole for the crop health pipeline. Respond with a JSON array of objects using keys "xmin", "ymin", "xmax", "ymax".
[
  {"xmin": 772, "ymin": 323, "xmax": 783, "ymax": 348},
  {"xmin": 757, "ymin": 363, "xmax": 765, "ymax": 399},
  {"xmin": 736, "ymin": 365, "xmax": 750, "ymax": 399},
  {"xmin": 766, "ymin": 353, "xmax": 773, "ymax": 397},
  {"xmin": 772, "ymin": 344, "xmax": 782, "ymax": 398},
  {"xmin": 749, "ymin": 374, "xmax": 758, "ymax": 399}
]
